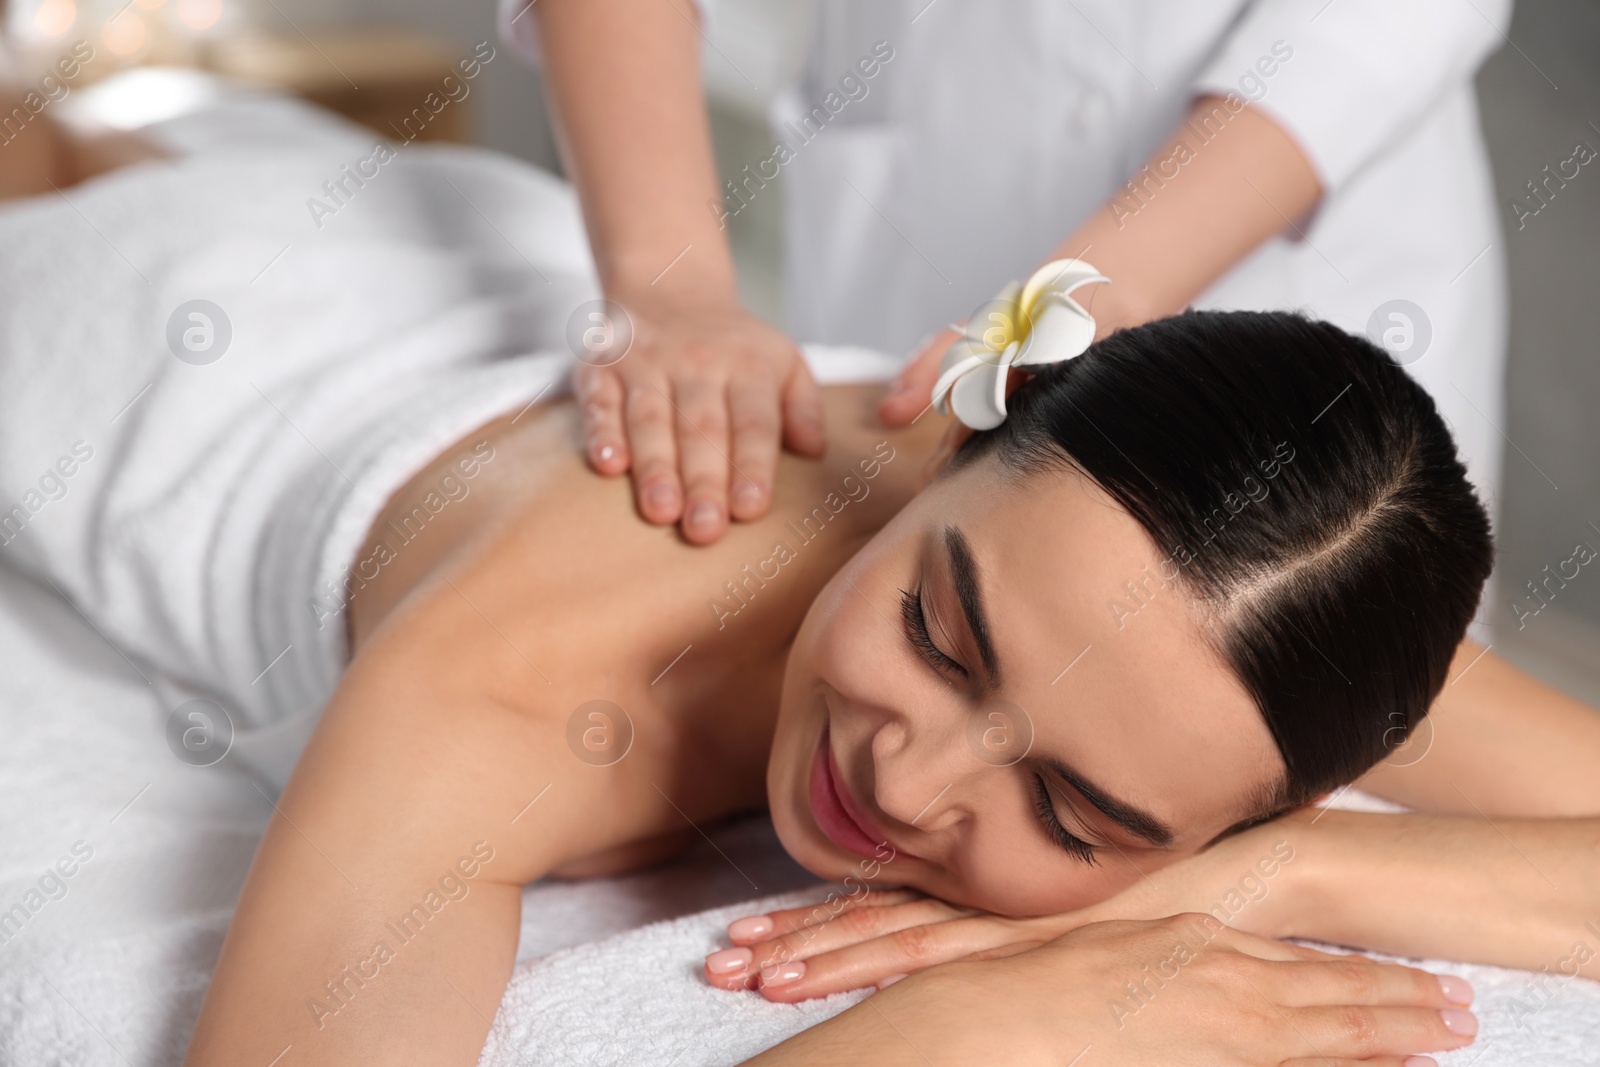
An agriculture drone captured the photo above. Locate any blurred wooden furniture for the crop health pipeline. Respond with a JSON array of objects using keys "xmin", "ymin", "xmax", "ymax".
[{"xmin": 205, "ymin": 27, "xmax": 472, "ymax": 143}]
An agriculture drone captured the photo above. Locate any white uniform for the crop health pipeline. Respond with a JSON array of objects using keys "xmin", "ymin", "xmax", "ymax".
[{"xmin": 501, "ymin": 0, "xmax": 1512, "ymax": 511}]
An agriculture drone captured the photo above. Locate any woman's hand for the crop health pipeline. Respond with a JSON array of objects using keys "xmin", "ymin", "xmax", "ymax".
[
  {"xmin": 742, "ymin": 915, "xmax": 1478, "ymax": 1067},
  {"xmin": 574, "ymin": 288, "xmax": 825, "ymax": 544},
  {"xmin": 706, "ymin": 816, "xmax": 1326, "ymax": 999}
]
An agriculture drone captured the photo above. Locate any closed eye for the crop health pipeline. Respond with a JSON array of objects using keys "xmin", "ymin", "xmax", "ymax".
[
  {"xmin": 898, "ymin": 586, "xmax": 968, "ymax": 679},
  {"xmin": 1033, "ymin": 774, "xmax": 1100, "ymax": 866}
]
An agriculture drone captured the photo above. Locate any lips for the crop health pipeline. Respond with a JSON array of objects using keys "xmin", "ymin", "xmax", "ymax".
[{"xmin": 808, "ymin": 724, "xmax": 893, "ymax": 860}]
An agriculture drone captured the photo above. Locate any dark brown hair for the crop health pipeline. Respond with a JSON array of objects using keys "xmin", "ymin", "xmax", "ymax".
[{"xmin": 955, "ymin": 309, "xmax": 1494, "ymax": 815}]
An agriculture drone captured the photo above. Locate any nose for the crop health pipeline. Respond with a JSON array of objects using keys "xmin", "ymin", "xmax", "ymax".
[{"xmin": 870, "ymin": 713, "xmax": 977, "ymax": 834}]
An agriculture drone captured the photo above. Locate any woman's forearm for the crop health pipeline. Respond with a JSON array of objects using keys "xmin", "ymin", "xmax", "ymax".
[
  {"xmin": 1359, "ymin": 641, "xmax": 1600, "ymax": 817},
  {"xmin": 533, "ymin": 0, "xmax": 737, "ymax": 304},
  {"xmin": 1050, "ymin": 93, "xmax": 1322, "ymax": 336},
  {"xmin": 1283, "ymin": 809, "xmax": 1600, "ymax": 979}
]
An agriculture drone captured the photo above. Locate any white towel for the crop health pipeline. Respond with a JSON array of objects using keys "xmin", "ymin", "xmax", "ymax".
[{"xmin": 0, "ymin": 85, "xmax": 599, "ymax": 786}]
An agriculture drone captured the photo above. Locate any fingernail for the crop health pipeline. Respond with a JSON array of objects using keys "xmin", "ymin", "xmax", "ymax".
[
  {"xmin": 706, "ymin": 947, "xmax": 752, "ymax": 975},
  {"xmin": 761, "ymin": 961, "xmax": 805, "ymax": 987},
  {"xmin": 1440, "ymin": 1008, "xmax": 1478, "ymax": 1037},
  {"xmin": 727, "ymin": 915, "xmax": 773, "ymax": 941},
  {"xmin": 1437, "ymin": 975, "xmax": 1474, "ymax": 1006},
  {"xmin": 595, "ymin": 443, "xmax": 616, "ymax": 464},
  {"xmin": 644, "ymin": 481, "xmax": 678, "ymax": 514},
  {"xmin": 1404, "ymin": 1057, "xmax": 1438, "ymax": 1067},
  {"xmin": 884, "ymin": 376, "xmax": 908, "ymax": 400},
  {"xmin": 877, "ymin": 973, "xmax": 908, "ymax": 990},
  {"xmin": 733, "ymin": 483, "xmax": 763, "ymax": 512},
  {"xmin": 688, "ymin": 500, "xmax": 719, "ymax": 530}
]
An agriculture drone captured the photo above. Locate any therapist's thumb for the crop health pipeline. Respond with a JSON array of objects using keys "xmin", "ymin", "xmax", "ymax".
[
  {"xmin": 781, "ymin": 359, "xmax": 826, "ymax": 457},
  {"xmin": 878, "ymin": 328, "xmax": 956, "ymax": 427}
]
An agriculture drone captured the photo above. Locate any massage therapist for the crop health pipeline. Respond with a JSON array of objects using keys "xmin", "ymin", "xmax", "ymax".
[{"xmin": 503, "ymin": 0, "xmax": 1511, "ymax": 553}]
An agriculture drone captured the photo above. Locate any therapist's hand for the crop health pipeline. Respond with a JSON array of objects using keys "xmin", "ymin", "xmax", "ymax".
[
  {"xmin": 573, "ymin": 288, "xmax": 825, "ymax": 544},
  {"xmin": 875, "ymin": 327, "xmax": 960, "ymax": 428}
]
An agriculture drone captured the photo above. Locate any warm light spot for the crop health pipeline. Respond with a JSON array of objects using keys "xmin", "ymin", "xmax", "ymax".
[
  {"xmin": 101, "ymin": 11, "xmax": 148, "ymax": 56},
  {"xmin": 30, "ymin": 0, "xmax": 76, "ymax": 38},
  {"xmin": 134, "ymin": 0, "xmax": 167, "ymax": 9},
  {"xmin": 175, "ymin": 0, "xmax": 221, "ymax": 32}
]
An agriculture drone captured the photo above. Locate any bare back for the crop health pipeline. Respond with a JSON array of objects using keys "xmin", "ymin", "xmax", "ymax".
[{"xmin": 183, "ymin": 383, "xmax": 946, "ymax": 1065}]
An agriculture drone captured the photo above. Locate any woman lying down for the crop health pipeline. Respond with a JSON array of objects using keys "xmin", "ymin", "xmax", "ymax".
[{"xmin": 6, "ymin": 81, "xmax": 1600, "ymax": 1067}]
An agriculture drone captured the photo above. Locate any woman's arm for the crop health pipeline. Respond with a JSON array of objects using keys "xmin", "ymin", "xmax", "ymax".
[
  {"xmin": 182, "ymin": 592, "xmax": 615, "ymax": 1066},
  {"xmin": 1358, "ymin": 640, "xmax": 1600, "ymax": 817},
  {"xmin": 879, "ymin": 92, "xmax": 1321, "ymax": 423},
  {"xmin": 534, "ymin": 0, "xmax": 823, "ymax": 542},
  {"xmin": 740, "ymin": 917, "xmax": 1477, "ymax": 1066},
  {"xmin": 1276, "ymin": 638, "xmax": 1600, "ymax": 976},
  {"xmin": 1280, "ymin": 808, "xmax": 1600, "ymax": 978}
]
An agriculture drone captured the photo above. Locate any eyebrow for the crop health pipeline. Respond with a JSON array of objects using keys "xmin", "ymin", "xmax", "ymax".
[
  {"xmin": 943, "ymin": 526, "xmax": 1000, "ymax": 687},
  {"xmin": 1042, "ymin": 758, "xmax": 1175, "ymax": 848}
]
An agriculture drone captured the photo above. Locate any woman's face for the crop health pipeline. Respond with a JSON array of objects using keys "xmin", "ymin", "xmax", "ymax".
[{"xmin": 767, "ymin": 451, "xmax": 1284, "ymax": 917}]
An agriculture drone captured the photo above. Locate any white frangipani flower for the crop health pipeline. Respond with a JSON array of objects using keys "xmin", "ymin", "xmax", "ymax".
[{"xmin": 930, "ymin": 259, "xmax": 1110, "ymax": 430}]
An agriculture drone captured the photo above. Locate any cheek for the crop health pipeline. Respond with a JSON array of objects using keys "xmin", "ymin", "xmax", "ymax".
[
  {"xmin": 767, "ymin": 556, "xmax": 907, "ymax": 875},
  {"xmin": 776, "ymin": 543, "xmax": 905, "ymax": 734}
]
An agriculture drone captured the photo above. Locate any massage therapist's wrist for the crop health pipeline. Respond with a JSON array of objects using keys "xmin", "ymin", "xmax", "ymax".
[
  {"xmin": 1085, "ymin": 284, "xmax": 1165, "ymax": 341},
  {"xmin": 600, "ymin": 245, "xmax": 740, "ymax": 313}
]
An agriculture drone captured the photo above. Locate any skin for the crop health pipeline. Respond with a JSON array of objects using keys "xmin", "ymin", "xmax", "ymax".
[
  {"xmin": 710, "ymin": 646, "xmax": 1600, "ymax": 1005},
  {"xmin": 10, "ymin": 91, "xmax": 1591, "ymax": 1067},
  {"xmin": 533, "ymin": 0, "xmax": 1323, "ymax": 541},
  {"xmin": 175, "ymin": 382, "xmax": 1480, "ymax": 1066},
  {"xmin": 766, "ymin": 452, "xmax": 1283, "ymax": 918},
  {"xmin": 746, "ymin": 919, "xmax": 1476, "ymax": 1067},
  {"xmin": 535, "ymin": 0, "xmax": 825, "ymax": 543},
  {"xmin": 172, "ymin": 373, "xmax": 1598, "ymax": 1066}
]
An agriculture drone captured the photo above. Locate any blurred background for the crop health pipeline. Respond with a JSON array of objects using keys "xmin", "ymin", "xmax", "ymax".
[{"xmin": 5, "ymin": 0, "xmax": 1597, "ymax": 696}]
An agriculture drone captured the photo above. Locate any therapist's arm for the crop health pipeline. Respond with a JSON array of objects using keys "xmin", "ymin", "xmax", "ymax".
[
  {"xmin": 535, "ymin": 0, "xmax": 824, "ymax": 545},
  {"xmin": 877, "ymin": 93, "xmax": 1322, "ymax": 422}
]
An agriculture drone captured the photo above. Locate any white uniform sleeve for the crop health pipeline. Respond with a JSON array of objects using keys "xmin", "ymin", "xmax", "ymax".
[
  {"xmin": 1192, "ymin": 0, "xmax": 1511, "ymax": 192},
  {"xmin": 497, "ymin": 0, "xmax": 712, "ymax": 67}
]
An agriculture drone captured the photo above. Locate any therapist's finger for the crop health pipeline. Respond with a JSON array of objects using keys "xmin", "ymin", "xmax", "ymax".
[
  {"xmin": 573, "ymin": 364, "xmax": 630, "ymax": 476},
  {"xmin": 878, "ymin": 327, "xmax": 957, "ymax": 427},
  {"xmin": 727, "ymin": 378, "xmax": 780, "ymax": 521},
  {"xmin": 780, "ymin": 358, "xmax": 825, "ymax": 458},
  {"xmin": 624, "ymin": 376, "xmax": 683, "ymax": 525},
  {"xmin": 672, "ymin": 378, "xmax": 732, "ymax": 545}
]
